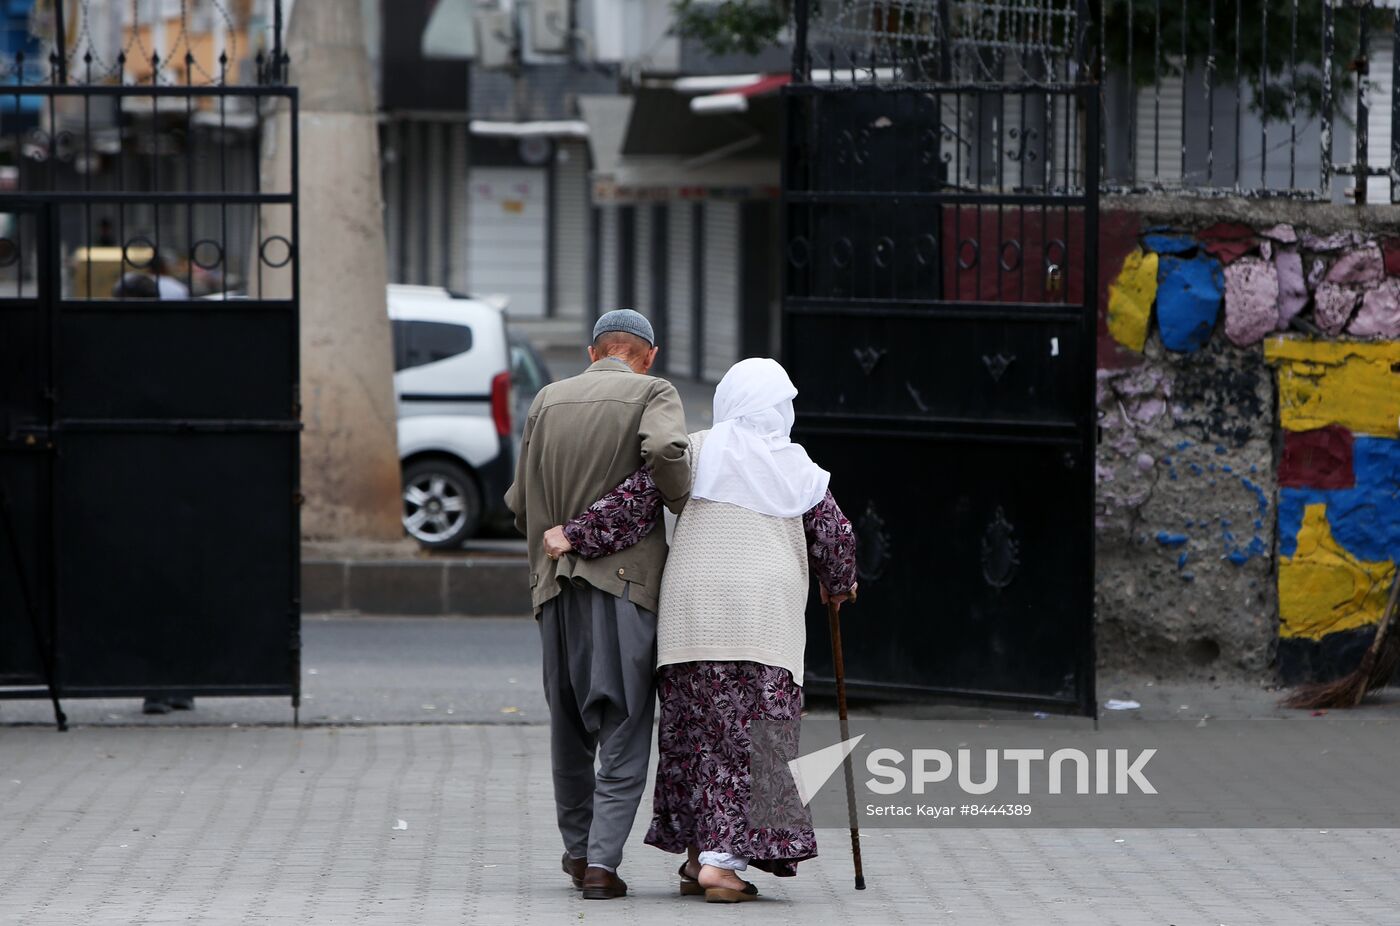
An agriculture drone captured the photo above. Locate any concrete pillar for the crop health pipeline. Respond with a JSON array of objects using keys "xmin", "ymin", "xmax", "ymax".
[{"xmin": 256, "ymin": 0, "xmax": 403, "ymax": 542}]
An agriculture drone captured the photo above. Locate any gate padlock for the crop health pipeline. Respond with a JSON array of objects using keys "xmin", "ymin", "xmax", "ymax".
[{"xmin": 1045, "ymin": 263, "xmax": 1063, "ymax": 295}]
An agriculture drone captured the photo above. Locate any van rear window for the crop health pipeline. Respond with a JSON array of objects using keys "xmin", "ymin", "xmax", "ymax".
[{"xmin": 392, "ymin": 320, "xmax": 473, "ymax": 371}]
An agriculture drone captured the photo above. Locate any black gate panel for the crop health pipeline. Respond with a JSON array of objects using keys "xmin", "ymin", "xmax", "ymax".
[
  {"xmin": 0, "ymin": 209, "xmax": 52, "ymax": 689},
  {"xmin": 784, "ymin": 77, "xmax": 1099, "ymax": 715},
  {"xmin": 55, "ymin": 431, "xmax": 296, "ymax": 694},
  {"xmin": 0, "ymin": 65, "xmax": 300, "ymax": 716}
]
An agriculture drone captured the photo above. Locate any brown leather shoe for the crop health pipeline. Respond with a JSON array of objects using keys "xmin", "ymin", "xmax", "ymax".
[
  {"xmin": 562, "ymin": 853, "xmax": 587, "ymax": 890},
  {"xmin": 581, "ymin": 866, "xmax": 628, "ymax": 900}
]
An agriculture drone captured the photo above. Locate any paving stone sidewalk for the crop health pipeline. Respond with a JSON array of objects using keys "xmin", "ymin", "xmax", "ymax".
[{"xmin": 3, "ymin": 722, "xmax": 1400, "ymax": 926}]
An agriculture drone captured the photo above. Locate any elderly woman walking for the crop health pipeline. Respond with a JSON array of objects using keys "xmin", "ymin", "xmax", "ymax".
[{"xmin": 542, "ymin": 357, "xmax": 858, "ymax": 902}]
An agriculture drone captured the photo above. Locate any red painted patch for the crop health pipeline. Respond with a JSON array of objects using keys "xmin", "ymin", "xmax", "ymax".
[
  {"xmin": 1198, "ymin": 221, "xmax": 1255, "ymax": 241},
  {"xmin": 1382, "ymin": 238, "xmax": 1400, "ymax": 277},
  {"xmin": 1202, "ymin": 238, "xmax": 1257, "ymax": 265},
  {"xmin": 1279, "ymin": 426, "xmax": 1356, "ymax": 489},
  {"xmin": 1198, "ymin": 222, "xmax": 1257, "ymax": 265}
]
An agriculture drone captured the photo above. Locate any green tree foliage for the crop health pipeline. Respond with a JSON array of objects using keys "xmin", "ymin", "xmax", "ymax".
[{"xmin": 671, "ymin": 0, "xmax": 788, "ymax": 56}]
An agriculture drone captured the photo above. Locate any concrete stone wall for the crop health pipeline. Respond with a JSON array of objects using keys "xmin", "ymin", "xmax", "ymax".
[{"xmin": 1094, "ymin": 206, "xmax": 1400, "ymax": 683}]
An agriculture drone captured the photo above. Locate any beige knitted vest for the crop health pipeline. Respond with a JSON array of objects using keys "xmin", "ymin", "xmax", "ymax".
[{"xmin": 657, "ymin": 431, "xmax": 811, "ymax": 685}]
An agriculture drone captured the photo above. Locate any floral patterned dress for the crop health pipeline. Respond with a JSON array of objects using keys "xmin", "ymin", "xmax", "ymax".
[{"xmin": 563, "ymin": 468, "xmax": 857, "ymax": 875}]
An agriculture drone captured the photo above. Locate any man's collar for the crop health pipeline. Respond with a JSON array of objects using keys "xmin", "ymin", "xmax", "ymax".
[{"xmin": 586, "ymin": 356, "xmax": 634, "ymax": 373}]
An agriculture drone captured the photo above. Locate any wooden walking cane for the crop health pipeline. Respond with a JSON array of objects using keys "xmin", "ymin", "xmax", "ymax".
[{"xmin": 827, "ymin": 594, "xmax": 866, "ymax": 890}]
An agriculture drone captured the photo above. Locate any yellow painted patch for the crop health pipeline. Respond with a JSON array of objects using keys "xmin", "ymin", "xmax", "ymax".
[
  {"xmin": 1106, "ymin": 248, "xmax": 1158, "ymax": 352},
  {"xmin": 1278, "ymin": 503, "xmax": 1397, "ymax": 640},
  {"xmin": 1264, "ymin": 337, "xmax": 1400, "ymax": 437}
]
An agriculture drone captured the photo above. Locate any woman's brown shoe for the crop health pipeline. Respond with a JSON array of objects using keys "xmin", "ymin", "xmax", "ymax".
[
  {"xmin": 704, "ymin": 882, "xmax": 759, "ymax": 903},
  {"xmin": 678, "ymin": 862, "xmax": 703, "ymax": 896}
]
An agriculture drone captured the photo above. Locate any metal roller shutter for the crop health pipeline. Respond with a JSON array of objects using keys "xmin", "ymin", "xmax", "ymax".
[
  {"xmin": 448, "ymin": 124, "xmax": 470, "ymax": 293},
  {"xmin": 1134, "ymin": 62, "xmax": 1184, "ymax": 187},
  {"xmin": 634, "ymin": 203, "xmax": 652, "ymax": 316},
  {"xmin": 465, "ymin": 166, "xmax": 548, "ymax": 316},
  {"xmin": 703, "ymin": 201, "xmax": 740, "ymax": 382},
  {"xmin": 1366, "ymin": 42, "xmax": 1393, "ymax": 204},
  {"xmin": 666, "ymin": 203, "xmax": 694, "ymax": 378},
  {"xmin": 598, "ymin": 206, "xmax": 618, "ymax": 314},
  {"xmin": 426, "ymin": 121, "xmax": 446, "ymax": 285},
  {"xmin": 551, "ymin": 140, "xmax": 589, "ymax": 317}
]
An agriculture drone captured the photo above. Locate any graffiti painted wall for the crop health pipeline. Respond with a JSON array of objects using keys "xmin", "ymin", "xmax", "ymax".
[{"xmin": 1096, "ymin": 213, "xmax": 1400, "ymax": 682}]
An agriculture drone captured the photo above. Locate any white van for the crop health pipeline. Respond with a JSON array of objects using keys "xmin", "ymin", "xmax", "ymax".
[{"xmin": 390, "ymin": 285, "xmax": 527, "ymax": 548}]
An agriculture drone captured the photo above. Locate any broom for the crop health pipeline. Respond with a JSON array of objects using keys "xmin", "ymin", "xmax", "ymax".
[{"xmin": 1282, "ymin": 571, "xmax": 1400, "ymax": 709}]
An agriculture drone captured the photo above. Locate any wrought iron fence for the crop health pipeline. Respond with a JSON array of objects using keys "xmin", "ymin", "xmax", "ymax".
[
  {"xmin": 0, "ymin": 0, "xmax": 291, "ymax": 300},
  {"xmin": 1095, "ymin": 0, "xmax": 1400, "ymax": 203},
  {"xmin": 794, "ymin": 0, "xmax": 1400, "ymax": 202}
]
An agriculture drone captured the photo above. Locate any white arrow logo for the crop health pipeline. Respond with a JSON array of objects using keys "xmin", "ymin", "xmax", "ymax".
[{"xmin": 788, "ymin": 735, "xmax": 865, "ymax": 806}]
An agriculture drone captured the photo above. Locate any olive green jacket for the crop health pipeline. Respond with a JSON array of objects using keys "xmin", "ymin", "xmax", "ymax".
[{"xmin": 504, "ymin": 357, "xmax": 690, "ymax": 615}]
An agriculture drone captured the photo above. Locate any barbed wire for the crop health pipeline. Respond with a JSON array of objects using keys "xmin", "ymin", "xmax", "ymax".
[{"xmin": 17, "ymin": 0, "xmax": 246, "ymax": 86}]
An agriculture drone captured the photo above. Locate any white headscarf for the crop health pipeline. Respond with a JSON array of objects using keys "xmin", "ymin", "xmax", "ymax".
[{"xmin": 692, "ymin": 358, "xmax": 830, "ymax": 518}]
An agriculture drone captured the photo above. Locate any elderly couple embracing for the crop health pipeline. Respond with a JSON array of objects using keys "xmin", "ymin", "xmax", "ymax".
[{"xmin": 504, "ymin": 309, "xmax": 858, "ymax": 903}]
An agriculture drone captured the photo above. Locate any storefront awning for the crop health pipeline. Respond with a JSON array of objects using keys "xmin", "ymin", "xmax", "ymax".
[
  {"xmin": 469, "ymin": 120, "xmax": 589, "ymax": 139},
  {"xmin": 687, "ymin": 74, "xmax": 791, "ymax": 115}
]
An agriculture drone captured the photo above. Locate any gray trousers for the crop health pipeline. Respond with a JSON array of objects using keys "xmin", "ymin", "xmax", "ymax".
[{"xmin": 538, "ymin": 582, "xmax": 657, "ymax": 870}]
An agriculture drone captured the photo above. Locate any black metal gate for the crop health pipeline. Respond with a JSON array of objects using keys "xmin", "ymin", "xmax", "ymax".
[
  {"xmin": 785, "ymin": 2, "xmax": 1099, "ymax": 714},
  {"xmin": 0, "ymin": 49, "xmax": 300, "ymax": 726}
]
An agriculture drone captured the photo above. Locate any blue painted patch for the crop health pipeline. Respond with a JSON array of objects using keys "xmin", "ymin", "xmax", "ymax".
[
  {"xmin": 1221, "ymin": 519, "xmax": 1232, "ymax": 528},
  {"xmin": 1156, "ymin": 532, "xmax": 1189, "ymax": 548},
  {"xmin": 1240, "ymin": 477, "xmax": 1269, "ymax": 515},
  {"xmin": 1223, "ymin": 530, "xmax": 1236, "ymax": 543},
  {"xmin": 1185, "ymin": 519, "xmax": 1195, "ymax": 528},
  {"xmin": 1222, "ymin": 464, "xmax": 1233, "ymax": 473},
  {"xmin": 1250, "ymin": 464, "xmax": 1258, "ymax": 474},
  {"xmin": 1182, "ymin": 572, "xmax": 1195, "ymax": 582},
  {"xmin": 1177, "ymin": 552, "xmax": 1189, "ymax": 569},
  {"xmin": 1277, "ymin": 437, "xmax": 1400, "ymax": 561},
  {"xmin": 1254, "ymin": 519, "xmax": 1263, "ymax": 531},
  {"xmin": 1226, "ymin": 549, "xmax": 1249, "ymax": 566},
  {"xmin": 1215, "ymin": 445, "xmax": 1228, "ymax": 456},
  {"xmin": 1176, "ymin": 440, "xmax": 1193, "ymax": 451},
  {"xmin": 1156, "ymin": 255, "xmax": 1223, "ymax": 353},
  {"xmin": 1189, "ymin": 463, "xmax": 1204, "ymax": 476},
  {"xmin": 1169, "ymin": 470, "xmax": 1178, "ymax": 481},
  {"xmin": 1163, "ymin": 456, "xmax": 1173, "ymax": 466},
  {"xmin": 1143, "ymin": 233, "xmax": 1197, "ymax": 255}
]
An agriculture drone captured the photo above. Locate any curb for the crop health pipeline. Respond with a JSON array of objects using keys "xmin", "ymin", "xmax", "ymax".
[{"xmin": 304, "ymin": 558, "xmax": 531, "ymax": 616}]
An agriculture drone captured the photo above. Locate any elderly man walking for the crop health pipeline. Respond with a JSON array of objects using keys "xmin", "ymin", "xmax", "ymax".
[{"xmin": 505, "ymin": 310, "xmax": 690, "ymax": 900}]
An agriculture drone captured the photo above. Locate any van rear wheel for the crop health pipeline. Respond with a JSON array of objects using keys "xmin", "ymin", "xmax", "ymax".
[{"xmin": 402, "ymin": 459, "xmax": 481, "ymax": 548}]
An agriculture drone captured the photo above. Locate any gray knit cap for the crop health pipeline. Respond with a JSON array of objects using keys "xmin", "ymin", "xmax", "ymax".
[{"xmin": 592, "ymin": 309, "xmax": 655, "ymax": 347}]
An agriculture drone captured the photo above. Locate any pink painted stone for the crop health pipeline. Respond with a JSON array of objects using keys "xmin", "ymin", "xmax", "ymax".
[
  {"xmin": 1132, "ymin": 397, "xmax": 1167, "ymax": 423},
  {"xmin": 1223, "ymin": 256, "xmax": 1280, "ymax": 347},
  {"xmin": 1274, "ymin": 248, "xmax": 1308, "ymax": 330},
  {"xmin": 1259, "ymin": 223, "xmax": 1297, "ymax": 244},
  {"xmin": 1348, "ymin": 278, "xmax": 1400, "ymax": 338},
  {"xmin": 1324, "ymin": 243, "xmax": 1385, "ymax": 285},
  {"xmin": 1313, "ymin": 282, "xmax": 1362, "ymax": 335},
  {"xmin": 1136, "ymin": 453, "xmax": 1155, "ymax": 472},
  {"xmin": 1302, "ymin": 230, "xmax": 1362, "ymax": 252}
]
